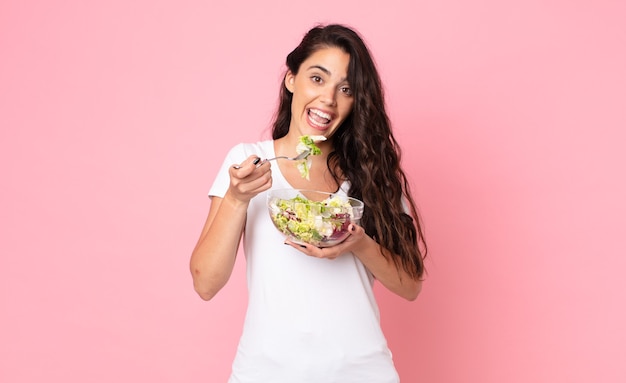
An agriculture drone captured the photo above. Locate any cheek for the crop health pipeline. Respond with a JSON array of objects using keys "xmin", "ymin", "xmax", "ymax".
[
  {"xmin": 293, "ymin": 85, "xmax": 316, "ymax": 106},
  {"xmin": 339, "ymin": 99, "xmax": 354, "ymax": 117},
  {"xmin": 290, "ymin": 90, "xmax": 307, "ymax": 111},
  {"xmin": 301, "ymin": 85, "xmax": 319, "ymax": 99}
]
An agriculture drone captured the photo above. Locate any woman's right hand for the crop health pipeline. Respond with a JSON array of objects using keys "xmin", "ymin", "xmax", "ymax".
[{"xmin": 227, "ymin": 155, "xmax": 272, "ymax": 203}]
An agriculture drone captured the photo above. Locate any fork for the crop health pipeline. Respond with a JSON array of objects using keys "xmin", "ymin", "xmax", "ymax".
[{"xmin": 232, "ymin": 150, "xmax": 310, "ymax": 169}]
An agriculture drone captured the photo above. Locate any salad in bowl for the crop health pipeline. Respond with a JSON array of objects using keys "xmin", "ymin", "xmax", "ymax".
[{"xmin": 267, "ymin": 189, "xmax": 365, "ymax": 247}]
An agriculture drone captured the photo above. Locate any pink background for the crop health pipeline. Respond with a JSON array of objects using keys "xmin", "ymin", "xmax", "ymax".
[{"xmin": 2, "ymin": 1, "xmax": 625, "ymax": 382}]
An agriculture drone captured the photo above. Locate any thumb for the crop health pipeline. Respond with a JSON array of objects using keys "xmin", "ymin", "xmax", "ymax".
[{"xmin": 348, "ymin": 223, "xmax": 363, "ymax": 236}]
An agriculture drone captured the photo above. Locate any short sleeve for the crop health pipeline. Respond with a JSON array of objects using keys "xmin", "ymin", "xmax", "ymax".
[
  {"xmin": 207, "ymin": 141, "xmax": 272, "ymax": 198},
  {"xmin": 208, "ymin": 143, "xmax": 248, "ymax": 198}
]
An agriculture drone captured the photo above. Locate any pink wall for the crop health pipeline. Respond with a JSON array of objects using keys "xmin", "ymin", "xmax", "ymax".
[{"xmin": 1, "ymin": 1, "xmax": 625, "ymax": 382}]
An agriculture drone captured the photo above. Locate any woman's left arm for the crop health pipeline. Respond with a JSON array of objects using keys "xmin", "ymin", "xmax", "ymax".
[
  {"xmin": 349, "ymin": 227, "xmax": 422, "ymax": 301},
  {"xmin": 284, "ymin": 224, "xmax": 422, "ymax": 301}
]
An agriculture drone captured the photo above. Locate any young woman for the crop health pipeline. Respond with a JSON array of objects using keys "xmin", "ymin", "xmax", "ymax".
[{"xmin": 190, "ymin": 24, "xmax": 427, "ymax": 383}]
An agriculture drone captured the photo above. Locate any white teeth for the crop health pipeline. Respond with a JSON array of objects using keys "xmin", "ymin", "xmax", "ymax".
[
  {"xmin": 310, "ymin": 109, "xmax": 331, "ymax": 120},
  {"xmin": 308, "ymin": 109, "xmax": 332, "ymax": 127}
]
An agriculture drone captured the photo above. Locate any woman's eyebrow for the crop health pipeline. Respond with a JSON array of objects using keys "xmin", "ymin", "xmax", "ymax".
[
  {"xmin": 307, "ymin": 65, "xmax": 331, "ymax": 75},
  {"xmin": 306, "ymin": 65, "xmax": 347, "ymax": 82}
]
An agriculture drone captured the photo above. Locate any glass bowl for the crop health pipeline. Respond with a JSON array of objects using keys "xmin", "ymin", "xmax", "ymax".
[{"xmin": 267, "ymin": 189, "xmax": 364, "ymax": 248}]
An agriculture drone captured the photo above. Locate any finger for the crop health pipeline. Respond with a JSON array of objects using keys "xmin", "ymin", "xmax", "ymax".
[
  {"xmin": 232, "ymin": 156, "xmax": 261, "ymax": 170},
  {"xmin": 284, "ymin": 239, "xmax": 308, "ymax": 251},
  {"xmin": 301, "ymin": 243, "xmax": 336, "ymax": 259},
  {"xmin": 247, "ymin": 171, "xmax": 273, "ymax": 194},
  {"xmin": 232, "ymin": 163, "xmax": 263, "ymax": 182},
  {"xmin": 284, "ymin": 238, "xmax": 344, "ymax": 259},
  {"xmin": 256, "ymin": 159, "xmax": 271, "ymax": 170},
  {"xmin": 347, "ymin": 223, "xmax": 365, "ymax": 237}
]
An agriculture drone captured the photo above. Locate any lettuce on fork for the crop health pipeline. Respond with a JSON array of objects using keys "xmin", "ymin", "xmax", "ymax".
[{"xmin": 296, "ymin": 135, "xmax": 326, "ymax": 180}]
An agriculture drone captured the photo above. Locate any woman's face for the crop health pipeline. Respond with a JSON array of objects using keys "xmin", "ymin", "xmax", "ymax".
[{"xmin": 285, "ymin": 46, "xmax": 354, "ymax": 140}]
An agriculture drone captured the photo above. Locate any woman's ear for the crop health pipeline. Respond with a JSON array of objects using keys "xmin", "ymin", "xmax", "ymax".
[{"xmin": 284, "ymin": 71, "xmax": 295, "ymax": 93}]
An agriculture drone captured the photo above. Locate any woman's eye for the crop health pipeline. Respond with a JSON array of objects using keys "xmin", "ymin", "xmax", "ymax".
[
  {"xmin": 341, "ymin": 86, "xmax": 353, "ymax": 96},
  {"xmin": 311, "ymin": 76, "xmax": 322, "ymax": 83}
]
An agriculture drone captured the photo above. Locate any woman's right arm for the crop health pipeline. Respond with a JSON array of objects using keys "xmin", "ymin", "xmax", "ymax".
[{"xmin": 190, "ymin": 157, "xmax": 271, "ymax": 300}]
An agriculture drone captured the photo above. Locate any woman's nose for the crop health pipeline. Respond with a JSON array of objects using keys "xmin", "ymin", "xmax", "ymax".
[{"xmin": 320, "ymin": 86, "xmax": 337, "ymax": 106}]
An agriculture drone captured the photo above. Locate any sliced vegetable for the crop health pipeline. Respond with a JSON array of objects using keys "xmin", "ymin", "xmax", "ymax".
[{"xmin": 269, "ymin": 194, "xmax": 354, "ymax": 246}]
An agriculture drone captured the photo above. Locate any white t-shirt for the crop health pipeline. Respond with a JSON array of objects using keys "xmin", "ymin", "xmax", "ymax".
[{"xmin": 209, "ymin": 140, "xmax": 400, "ymax": 383}]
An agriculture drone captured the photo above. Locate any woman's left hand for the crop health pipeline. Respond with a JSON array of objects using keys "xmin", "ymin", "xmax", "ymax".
[
  {"xmin": 284, "ymin": 223, "xmax": 367, "ymax": 259},
  {"xmin": 285, "ymin": 222, "xmax": 422, "ymax": 300}
]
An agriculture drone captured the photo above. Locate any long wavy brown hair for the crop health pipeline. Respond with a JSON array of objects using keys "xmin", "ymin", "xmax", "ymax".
[{"xmin": 272, "ymin": 24, "xmax": 426, "ymax": 279}]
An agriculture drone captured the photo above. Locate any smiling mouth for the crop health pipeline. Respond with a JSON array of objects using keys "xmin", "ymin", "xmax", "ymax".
[{"xmin": 308, "ymin": 108, "xmax": 332, "ymax": 128}]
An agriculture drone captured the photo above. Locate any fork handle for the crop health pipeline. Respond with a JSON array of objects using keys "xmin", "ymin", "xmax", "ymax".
[
  {"xmin": 264, "ymin": 156, "xmax": 289, "ymax": 162},
  {"xmin": 232, "ymin": 156, "xmax": 287, "ymax": 169}
]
